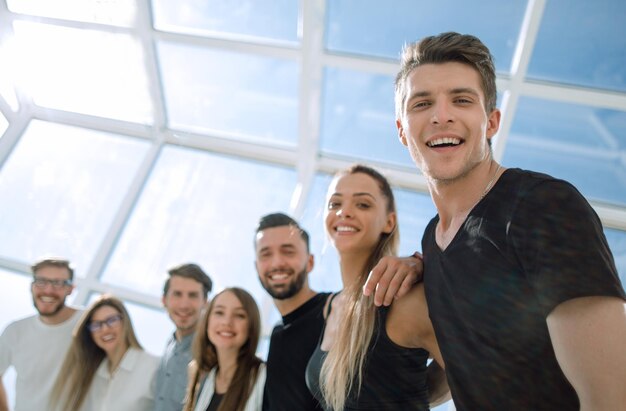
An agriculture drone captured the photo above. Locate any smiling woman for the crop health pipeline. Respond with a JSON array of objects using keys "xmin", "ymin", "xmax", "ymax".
[
  {"xmin": 50, "ymin": 294, "xmax": 159, "ymax": 411},
  {"xmin": 184, "ymin": 287, "xmax": 265, "ymax": 411}
]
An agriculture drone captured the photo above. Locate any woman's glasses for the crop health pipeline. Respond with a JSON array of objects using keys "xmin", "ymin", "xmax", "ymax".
[{"xmin": 88, "ymin": 314, "xmax": 123, "ymax": 332}]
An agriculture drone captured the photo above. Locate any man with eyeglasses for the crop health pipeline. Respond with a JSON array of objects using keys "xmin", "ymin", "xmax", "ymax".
[{"xmin": 0, "ymin": 258, "xmax": 82, "ymax": 411}]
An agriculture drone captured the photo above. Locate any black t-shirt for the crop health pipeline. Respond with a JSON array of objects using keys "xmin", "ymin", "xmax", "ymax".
[
  {"xmin": 263, "ymin": 292, "xmax": 331, "ymax": 411},
  {"xmin": 423, "ymin": 168, "xmax": 626, "ymax": 411}
]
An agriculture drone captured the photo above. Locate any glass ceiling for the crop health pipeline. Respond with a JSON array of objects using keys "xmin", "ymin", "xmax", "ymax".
[{"xmin": 0, "ymin": 1, "xmax": 625, "ymax": 408}]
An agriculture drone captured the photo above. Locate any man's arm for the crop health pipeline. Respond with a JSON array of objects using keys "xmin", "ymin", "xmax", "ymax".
[
  {"xmin": 547, "ymin": 296, "xmax": 626, "ymax": 410},
  {"xmin": 363, "ymin": 252, "xmax": 423, "ymax": 306},
  {"xmin": 0, "ymin": 376, "xmax": 9, "ymax": 411}
]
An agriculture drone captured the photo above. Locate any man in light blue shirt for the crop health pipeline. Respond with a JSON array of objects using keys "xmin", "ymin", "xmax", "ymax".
[{"xmin": 153, "ymin": 263, "xmax": 212, "ymax": 411}]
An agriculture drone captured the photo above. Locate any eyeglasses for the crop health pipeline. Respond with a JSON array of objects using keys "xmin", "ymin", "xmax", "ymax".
[
  {"xmin": 32, "ymin": 278, "xmax": 72, "ymax": 289},
  {"xmin": 88, "ymin": 314, "xmax": 123, "ymax": 332}
]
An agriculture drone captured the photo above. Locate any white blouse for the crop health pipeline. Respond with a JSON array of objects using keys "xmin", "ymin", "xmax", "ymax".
[
  {"xmin": 194, "ymin": 363, "xmax": 266, "ymax": 411},
  {"xmin": 81, "ymin": 347, "xmax": 160, "ymax": 411}
]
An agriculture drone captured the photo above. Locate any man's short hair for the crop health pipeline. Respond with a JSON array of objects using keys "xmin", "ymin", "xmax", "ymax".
[
  {"xmin": 395, "ymin": 31, "xmax": 498, "ymax": 118},
  {"xmin": 31, "ymin": 258, "xmax": 75, "ymax": 281},
  {"xmin": 163, "ymin": 263, "xmax": 212, "ymax": 298},
  {"xmin": 255, "ymin": 212, "xmax": 310, "ymax": 252}
]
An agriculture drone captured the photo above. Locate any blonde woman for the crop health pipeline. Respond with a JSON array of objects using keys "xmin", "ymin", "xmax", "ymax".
[
  {"xmin": 184, "ymin": 287, "xmax": 265, "ymax": 411},
  {"xmin": 50, "ymin": 294, "xmax": 159, "ymax": 411},
  {"xmin": 306, "ymin": 164, "xmax": 448, "ymax": 410}
]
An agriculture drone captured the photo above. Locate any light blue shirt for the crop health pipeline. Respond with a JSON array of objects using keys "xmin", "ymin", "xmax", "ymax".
[{"xmin": 153, "ymin": 332, "xmax": 194, "ymax": 411}]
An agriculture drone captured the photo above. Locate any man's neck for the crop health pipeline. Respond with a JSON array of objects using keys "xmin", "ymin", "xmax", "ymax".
[
  {"xmin": 431, "ymin": 160, "xmax": 500, "ymax": 226},
  {"xmin": 175, "ymin": 327, "xmax": 195, "ymax": 342},
  {"xmin": 39, "ymin": 305, "xmax": 76, "ymax": 325},
  {"xmin": 274, "ymin": 288, "xmax": 317, "ymax": 317},
  {"xmin": 430, "ymin": 161, "xmax": 503, "ymax": 250}
]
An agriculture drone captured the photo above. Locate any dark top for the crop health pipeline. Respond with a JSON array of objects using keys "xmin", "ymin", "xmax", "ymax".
[
  {"xmin": 263, "ymin": 292, "xmax": 330, "ymax": 411},
  {"xmin": 423, "ymin": 168, "xmax": 626, "ymax": 411},
  {"xmin": 206, "ymin": 392, "xmax": 223, "ymax": 411},
  {"xmin": 306, "ymin": 294, "xmax": 430, "ymax": 410}
]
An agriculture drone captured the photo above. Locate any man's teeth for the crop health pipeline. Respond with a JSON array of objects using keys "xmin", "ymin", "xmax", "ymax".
[
  {"xmin": 427, "ymin": 137, "xmax": 461, "ymax": 147},
  {"xmin": 40, "ymin": 297, "xmax": 55, "ymax": 302},
  {"xmin": 269, "ymin": 273, "xmax": 288, "ymax": 280},
  {"xmin": 336, "ymin": 226, "xmax": 357, "ymax": 232}
]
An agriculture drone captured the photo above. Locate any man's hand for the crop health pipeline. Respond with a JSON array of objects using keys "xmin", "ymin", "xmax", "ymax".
[{"xmin": 363, "ymin": 252, "xmax": 423, "ymax": 306}]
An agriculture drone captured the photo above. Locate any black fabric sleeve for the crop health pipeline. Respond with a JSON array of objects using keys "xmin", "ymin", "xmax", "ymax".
[{"xmin": 508, "ymin": 179, "xmax": 625, "ymax": 317}]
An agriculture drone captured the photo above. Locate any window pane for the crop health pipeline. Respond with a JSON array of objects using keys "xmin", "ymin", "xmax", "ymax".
[
  {"xmin": 300, "ymin": 173, "xmax": 341, "ymax": 293},
  {"xmin": 528, "ymin": 0, "xmax": 626, "ymax": 92},
  {"xmin": 0, "ymin": 120, "xmax": 151, "ymax": 272},
  {"xmin": 7, "ymin": 0, "xmax": 137, "ymax": 27},
  {"xmin": 125, "ymin": 301, "xmax": 171, "ymax": 356},
  {"xmin": 101, "ymin": 146, "xmax": 297, "ymax": 298},
  {"xmin": 394, "ymin": 188, "xmax": 437, "ymax": 256},
  {"xmin": 13, "ymin": 22, "xmax": 153, "ymax": 124},
  {"xmin": 152, "ymin": 0, "xmax": 300, "ymax": 45},
  {"xmin": 320, "ymin": 67, "xmax": 414, "ymax": 167},
  {"xmin": 0, "ymin": 270, "xmax": 38, "ymax": 334},
  {"xmin": 325, "ymin": 0, "xmax": 526, "ymax": 72},
  {"xmin": 159, "ymin": 42, "xmax": 299, "ymax": 145},
  {"xmin": 503, "ymin": 97, "xmax": 626, "ymax": 206},
  {"xmin": 605, "ymin": 228, "xmax": 626, "ymax": 286}
]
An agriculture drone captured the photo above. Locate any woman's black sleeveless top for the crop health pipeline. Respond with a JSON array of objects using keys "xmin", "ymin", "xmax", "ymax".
[{"xmin": 305, "ymin": 295, "xmax": 430, "ymax": 410}]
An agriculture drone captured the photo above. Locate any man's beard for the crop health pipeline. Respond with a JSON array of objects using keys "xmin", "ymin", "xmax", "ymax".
[
  {"xmin": 261, "ymin": 265, "xmax": 308, "ymax": 300},
  {"xmin": 32, "ymin": 296, "xmax": 66, "ymax": 317}
]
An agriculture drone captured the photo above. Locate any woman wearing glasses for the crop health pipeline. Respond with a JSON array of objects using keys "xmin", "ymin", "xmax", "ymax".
[
  {"xmin": 183, "ymin": 287, "xmax": 265, "ymax": 411},
  {"xmin": 50, "ymin": 294, "xmax": 159, "ymax": 411}
]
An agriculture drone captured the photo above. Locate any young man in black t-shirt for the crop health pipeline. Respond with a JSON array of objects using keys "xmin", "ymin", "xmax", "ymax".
[
  {"xmin": 254, "ymin": 213, "xmax": 424, "ymax": 411},
  {"xmin": 394, "ymin": 32, "xmax": 626, "ymax": 410}
]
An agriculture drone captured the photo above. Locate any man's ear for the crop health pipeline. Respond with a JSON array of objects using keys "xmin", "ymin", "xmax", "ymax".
[
  {"xmin": 486, "ymin": 108, "xmax": 501, "ymax": 139},
  {"xmin": 396, "ymin": 118, "xmax": 408, "ymax": 147},
  {"xmin": 66, "ymin": 284, "xmax": 76, "ymax": 297},
  {"xmin": 307, "ymin": 254, "xmax": 314, "ymax": 273}
]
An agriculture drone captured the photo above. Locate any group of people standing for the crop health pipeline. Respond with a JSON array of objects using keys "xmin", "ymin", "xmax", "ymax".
[{"xmin": 1, "ymin": 31, "xmax": 626, "ymax": 411}]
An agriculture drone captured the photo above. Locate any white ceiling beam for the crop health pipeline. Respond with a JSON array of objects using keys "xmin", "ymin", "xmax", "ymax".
[
  {"xmin": 292, "ymin": 0, "xmax": 326, "ymax": 217},
  {"xmin": 494, "ymin": 0, "xmax": 547, "ymax": 162},
  {"xmin": 521, "ymin": 81, "xmax": 626, "ymax": 111},
  {"xmin": 154, "ymin": 30, "xmax": 299, "ymax": 61}
]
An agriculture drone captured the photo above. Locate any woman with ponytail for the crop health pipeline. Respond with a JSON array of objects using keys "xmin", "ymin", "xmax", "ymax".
[{"xmin": 306, "ymin": 164, "xmax": 448, "ymax": 410}]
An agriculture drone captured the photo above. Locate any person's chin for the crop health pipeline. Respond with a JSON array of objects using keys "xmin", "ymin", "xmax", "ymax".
[
  {"xmin": 37, "ymin": 304, "xmax": 62, "ymax": 316},
  {"xmin": 177, "ymin": 322, "xmax": 196, "ymax": 332}
]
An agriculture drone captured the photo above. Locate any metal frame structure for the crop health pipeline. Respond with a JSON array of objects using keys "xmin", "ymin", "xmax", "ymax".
[{"xmin": 0, "ymin": 0, "xmax": 625, "ymax": 313}]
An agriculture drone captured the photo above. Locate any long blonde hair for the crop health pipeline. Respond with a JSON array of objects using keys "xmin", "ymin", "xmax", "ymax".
[
  {"xmin": 184, "ymin": 287, "xmax": 262, "ymax": 411},
  {"xmin": 320, "ymin": 164, "xmax": 399, "ymax": 410},
  {"xmin": 50, "ymin": 294, "xmax": 142, "ymax": 411}
]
